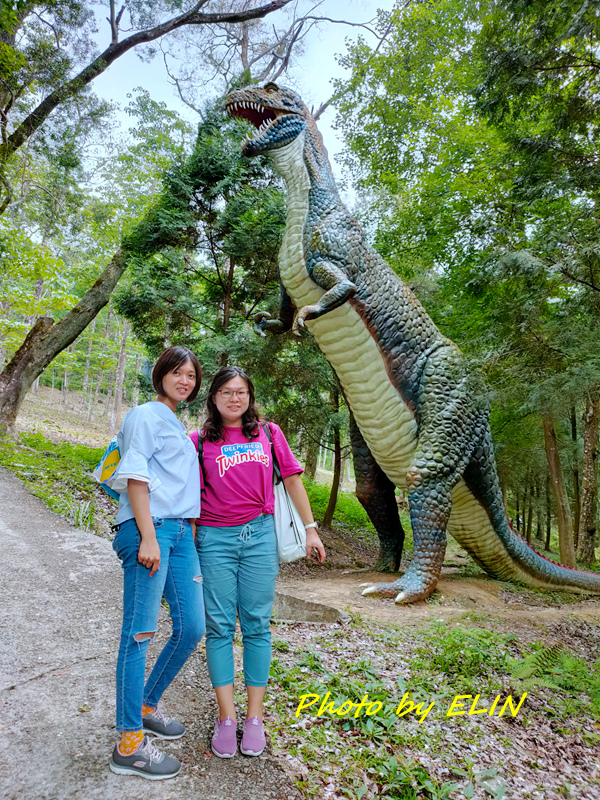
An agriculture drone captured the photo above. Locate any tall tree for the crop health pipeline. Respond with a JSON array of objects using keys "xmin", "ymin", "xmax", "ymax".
[{"xmin": 578, "ymin": 390, "xmax": 599, "ymax": 565}]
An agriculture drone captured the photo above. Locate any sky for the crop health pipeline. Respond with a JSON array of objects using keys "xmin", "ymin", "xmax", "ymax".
[{"xmin": 91, "ymin": 0, "xmax": 396, "ymax": 179}]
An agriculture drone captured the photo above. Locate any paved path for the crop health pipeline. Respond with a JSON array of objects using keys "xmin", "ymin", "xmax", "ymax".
[{"xmin": 0, "ymin": 467, "xmax": 298, "ymax": 800}]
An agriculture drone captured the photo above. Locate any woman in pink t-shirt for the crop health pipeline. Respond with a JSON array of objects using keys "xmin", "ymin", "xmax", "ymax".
[{"xmin": 191, "ymin": 365, "xmax": 325, "ymax": 759}]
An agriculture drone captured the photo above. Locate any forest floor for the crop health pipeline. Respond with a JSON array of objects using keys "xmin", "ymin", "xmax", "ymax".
[{"xmin": 2, "ymin": 387, "xmax": 599, "ymax": 799}]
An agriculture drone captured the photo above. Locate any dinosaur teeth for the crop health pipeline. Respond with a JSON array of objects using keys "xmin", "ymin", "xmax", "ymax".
[{"xmin": 253, "ymin": 118, "xmax": 273, "ymax": 138}]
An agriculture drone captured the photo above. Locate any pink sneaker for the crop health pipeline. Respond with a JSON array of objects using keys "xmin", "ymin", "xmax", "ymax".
[
  {"xmin": 240, "ymin": 716, "xmax": 266, "ymax": 756},
  {"xmin": 211, "ymin": 717, "xmax": 237, "ymax": 758}
]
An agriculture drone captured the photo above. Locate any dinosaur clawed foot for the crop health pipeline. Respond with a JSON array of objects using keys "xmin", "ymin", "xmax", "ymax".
[
  {"xmin": 360, "ymin": 574, "xmax": 438, "ymax": 604},
  {"xmin": 360, "ymin": 581, "xmax": 399, "ymax": 599}
]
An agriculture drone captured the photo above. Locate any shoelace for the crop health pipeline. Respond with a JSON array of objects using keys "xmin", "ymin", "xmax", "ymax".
[
  {"xmin": 151, "ymin": 708, "xmax": 172, "ymax": 725},
  {"xmin": 140, "ymin": 736, "xmax": 164, "ymax": 764}
]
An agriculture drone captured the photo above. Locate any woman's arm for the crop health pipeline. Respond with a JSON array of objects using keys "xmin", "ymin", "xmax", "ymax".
[
  {"xmin": 128, "ymin": 479, "xmax": 161, "ymax": 577},
  {"xmin": 282, "ymin": 473, "xmax": 326, "ymax": 563}
]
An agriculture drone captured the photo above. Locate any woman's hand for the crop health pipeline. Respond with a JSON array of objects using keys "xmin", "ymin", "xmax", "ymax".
[
  {"xmin": 306, "ymin": 527, "xmax": 326, "ymax": 564},
  {"xmin": 128, "ymin": 478, "xmax": 161, "ymax": 576},
  {"xmin": 138, "ymin": 535, "xmax": 161, "ymax": 577}
]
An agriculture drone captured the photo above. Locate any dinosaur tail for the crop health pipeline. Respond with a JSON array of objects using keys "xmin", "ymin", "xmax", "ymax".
[{"xmin": 449, "ymin": 435, "xmax": 600, "ymax": 594}]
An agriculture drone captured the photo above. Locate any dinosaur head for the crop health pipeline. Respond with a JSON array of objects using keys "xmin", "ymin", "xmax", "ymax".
[{"xmin": 226, "ymin": 82, "xmax": 307, "ymax": 157}]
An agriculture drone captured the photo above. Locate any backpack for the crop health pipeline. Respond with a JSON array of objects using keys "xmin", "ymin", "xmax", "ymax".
[{"xmin": 92, "ymin": 438, "xmax": 121, "ymax": 501}]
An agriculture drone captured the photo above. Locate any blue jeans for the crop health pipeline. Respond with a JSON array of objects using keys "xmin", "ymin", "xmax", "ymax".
[
  {"xmin": 196, "ymin": 514, "xmax": 278, "ymax": 688},
  {"xmin": 112, "ymin": 517, "xmax": 205, "ymax": 732}
]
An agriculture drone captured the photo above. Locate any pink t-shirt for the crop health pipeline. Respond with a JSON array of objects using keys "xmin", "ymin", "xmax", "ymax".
[{"xmin": 189, "ymin": 423, "xmax": 302, "ymax": 526}]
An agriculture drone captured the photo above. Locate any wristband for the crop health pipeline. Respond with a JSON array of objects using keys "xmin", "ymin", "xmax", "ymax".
[{"xmin": 305, "ymin": 522, "xmax": 318, "ymax": 530}]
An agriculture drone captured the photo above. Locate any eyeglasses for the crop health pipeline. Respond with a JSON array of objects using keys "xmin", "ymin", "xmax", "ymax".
[{"xmin": 218, "ymin": 389, "xmax": 249, "ymax": 399}]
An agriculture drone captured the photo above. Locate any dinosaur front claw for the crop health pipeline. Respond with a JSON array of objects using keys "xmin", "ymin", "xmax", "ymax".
[
  {"xmin": 293, "ymin": 304, "xmax": 322, "ymax": 334},
  {"xmin": 292, "ymin": 315, "xmax": 306, "ymax": 336},
  {"xmin": 253, "ymin": 310, "xmax": 272, "ymax": 337}
]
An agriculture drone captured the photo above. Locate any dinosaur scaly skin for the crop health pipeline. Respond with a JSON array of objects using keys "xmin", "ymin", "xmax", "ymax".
[{"xmin": 226, "ymin": 82, "xmax": 600, "ymax": 603}]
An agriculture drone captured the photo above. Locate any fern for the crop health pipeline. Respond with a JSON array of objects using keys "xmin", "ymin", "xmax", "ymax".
[
  {"xmin": 515, "ymin": 677, "xmax": 563, "ymax": 693},
  {"xmin": 509, "ymin": 644, "xmax": 563, "ymax": 680}
]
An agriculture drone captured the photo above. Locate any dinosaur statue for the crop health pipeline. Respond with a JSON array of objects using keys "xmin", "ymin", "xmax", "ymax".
[{"xmin": 225, "ymin": 82, "xmax": 600, "ymax": 603}]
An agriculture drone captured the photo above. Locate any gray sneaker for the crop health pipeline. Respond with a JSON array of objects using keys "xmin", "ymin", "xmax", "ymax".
[
  {"xmin": 109, "ymin": 735, "xmax": 181, "ymax": 780},
  {"xmin": 143, "ymin": 707, "xmax": 185, "ymax": 739}
]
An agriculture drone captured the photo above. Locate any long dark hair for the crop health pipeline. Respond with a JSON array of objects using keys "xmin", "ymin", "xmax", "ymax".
[
  {"xmin": 152, "ymin": 346, "xmax": 202, "ymax": 403},
  {"xmin": 202, "ymin": 366, "xmax": 260, "ymax": 443}
]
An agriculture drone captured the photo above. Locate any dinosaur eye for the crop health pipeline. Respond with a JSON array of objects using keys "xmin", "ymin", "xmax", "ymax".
[{"xmin": 264, "ymin": 82, "xmax": 279, "ymax": 93}]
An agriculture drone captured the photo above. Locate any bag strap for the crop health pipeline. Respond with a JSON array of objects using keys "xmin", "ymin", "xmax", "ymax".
[
  {"xmin": 261, "ymin": 422, "xmax": 282, "ymax": 482},
  {"xmin": 195, "ymin": 430, "xmax": 206, "ymax": 484}
]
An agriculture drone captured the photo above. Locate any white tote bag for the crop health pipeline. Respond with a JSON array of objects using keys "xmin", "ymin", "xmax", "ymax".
[
  {"xmin": 262, "ymin": 423, "xmax": 306, "ymax": 563},
  {"xmin": 273, "ymin": 475, "xmax": 306, "ymax": 563}
]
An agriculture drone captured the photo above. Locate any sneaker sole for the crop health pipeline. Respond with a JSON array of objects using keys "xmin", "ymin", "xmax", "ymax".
[
  {"xmin": 240, "ymin": 744, "xmax": 265, "ymax": 757},
  {"xmin": 109, "ymin": 759, "xmax": 182, "ymax": 780},
  {"xmin": 142, "ymin": 726, "xmax": 185, "ymax": 740},
  {"xmin": 211, "ymin": 742, "xmax": 237, "ymax": 758}
]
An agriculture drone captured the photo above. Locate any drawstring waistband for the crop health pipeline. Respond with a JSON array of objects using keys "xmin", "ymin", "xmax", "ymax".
[{"xmin": 238, "ymin": 523, "xmax": 252, "ymax": 542}]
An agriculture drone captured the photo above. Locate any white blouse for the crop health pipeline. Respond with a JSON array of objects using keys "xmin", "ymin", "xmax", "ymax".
[{"xmin": 111, "ymin": 401, "xmax": 200, "ymax": 525}]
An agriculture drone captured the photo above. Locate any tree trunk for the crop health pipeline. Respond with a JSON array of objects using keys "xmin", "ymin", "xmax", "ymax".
[
  {"xmin": 0, "ymin": 250, "xmax": 127, "ymax": 436},
  {"xmin": 131, "ymin": 351, "xmax": 141, "ymax": 407},
  {"xmin": 82, "ymin": 316, "xmax": 97, "ymax": 400},
  {"xmin": 543, "ymin": 412, "xmax": 576, "ymax": 567},
  {"xmin": 323, "ymin": 390, "xmax": 341, "ymax": 527},
  {"xmin": 61, "ymin": 343, "xmax": 75, "ymax": 408},
  {"xmin": 110, "ymin": 321, "xmax": 130, "ymax": 432},
  {"xmin": 526, "ymin": 487, "xmax": 533, "ymax": 543},
  {"xmin": 94, "ymin": 371, "xmax": 104, "ymax": 412},
  {"xmin": 522, "ymin": 477, "xmax": 529, "ymax": 540},
  {"xmin": 570, "ymin": 406, "xmax": 581, "ymax": 549},
  {"xmin": 545, "ymin": 475, "xmax": 552, "ymax": 551},
  {"xmin": 304, "ymin": 439, "xmax": 318, "ymax": 481},
  {"xmin": 515, "ymin": 489, "xmax": 521, "ymax": 531},
  {"xmin": 578, "ymin": 391, "xmax": 600, "ymax": 565}
]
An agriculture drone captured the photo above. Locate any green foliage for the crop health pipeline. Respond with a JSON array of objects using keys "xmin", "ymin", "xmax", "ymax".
[
  {"xmin": 509, "ymin": 644, "xmax": 600, "ymax": 712},
  {"xmin": 333, "ymin": 0, "xmax": 600, "ymax": 525},
  {"xmin": 476, "ymin": 0, "xmax": 600, "ymax": 200},
  {"xmin": 509, "ymin": 643, "xmax": 564, "ymax": 680},
  {"xmin": 303, "ymin": 479, "xmax": 376, "ymax": 534},
  {"xmin": 413, "ymin": 623, "xmax": 512, "ymax": 689},
  {"xmin": 0, "ymin": 432, "xmax": 103, "ymax": 526}
]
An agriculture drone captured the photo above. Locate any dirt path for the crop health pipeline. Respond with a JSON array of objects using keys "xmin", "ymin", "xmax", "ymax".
[
  {"xmin": 277, "ymin": 526, "xmax": 600, "ymax": 639},
  {"xmin": 278, "ymin": 566, "xmax": 600, "ymax": 633},
  {"xmin": 0, "ymin": 466, "xmax": 300, "ymax": 800}
]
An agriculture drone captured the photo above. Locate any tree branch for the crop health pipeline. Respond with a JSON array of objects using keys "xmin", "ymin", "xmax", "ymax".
[{"xmin": 1, "ymin": 0, "xmax": 294, "ymax": 167}]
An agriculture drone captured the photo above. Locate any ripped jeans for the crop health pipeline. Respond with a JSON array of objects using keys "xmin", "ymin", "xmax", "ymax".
[
  {"xmin": 112, "ymin": 517, "xmax": 205, "ymax": 732},
  {"xmin": 196, "ymin": 514, "xmax": 278, "ymax": 688}
]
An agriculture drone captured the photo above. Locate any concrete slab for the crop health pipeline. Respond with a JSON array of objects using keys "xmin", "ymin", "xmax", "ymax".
[{"xmin": 0, "ymin": 467, "xmax": 299, "ymax": 800}]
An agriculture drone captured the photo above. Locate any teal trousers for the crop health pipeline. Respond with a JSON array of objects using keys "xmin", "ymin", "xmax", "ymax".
[{"xmin": 196, "ymin": 514, "xmax": 278, "ymax": 687}]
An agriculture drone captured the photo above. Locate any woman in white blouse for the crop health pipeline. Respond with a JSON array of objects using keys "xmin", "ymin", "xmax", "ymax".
[{"xmin": 107, "ymin": 346, "xmax": 204, "ymax": 781}]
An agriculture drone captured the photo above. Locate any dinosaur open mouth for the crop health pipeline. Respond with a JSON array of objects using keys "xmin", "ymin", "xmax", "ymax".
[{"xmin": 227, "ymin": 100, "xmax": 280, "ymax": 138}]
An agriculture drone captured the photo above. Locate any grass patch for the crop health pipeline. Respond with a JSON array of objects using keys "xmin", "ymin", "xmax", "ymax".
[
  {"xmin": 304, "ymin": 479, "xmax": 375, "ymax": 531},
  {"xmin": 267, "ymin": 617, "xmax": 600, "ymax": 798},
  {"xmin": 303, "ymin": 479, "xmax": 413, "ymax": 544},
  {"xmin": 0, "ymin": 432, "xmax": 103, "ymax": 530}
]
